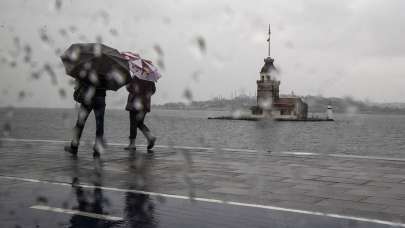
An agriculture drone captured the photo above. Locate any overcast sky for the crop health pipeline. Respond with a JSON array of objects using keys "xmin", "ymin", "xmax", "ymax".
[{"xmin": 1, "ymin": 0, "xmax": 405, "ymax": 108}]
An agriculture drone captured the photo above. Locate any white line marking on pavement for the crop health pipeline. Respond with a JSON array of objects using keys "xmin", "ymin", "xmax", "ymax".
[
  {"xmin": 2, "ymin": 137, "xmax": 405, "ymax": 162},
  {"xmin": 279, "ymin": 152, "xmax": 319, "ymax": 156},
  {"xmin": 30, "ymin": 205, "xmax": 123, "ymax": 221},
  {"xmin": 2, "ymin": 175, "xmax": 405, "ymax": 227}
]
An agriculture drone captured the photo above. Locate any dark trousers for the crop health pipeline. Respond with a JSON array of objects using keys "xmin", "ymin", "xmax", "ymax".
[
  {"xmin": 129, "ymin": 111, "xmax": 153, "ymax": 141},
  {"xmin": 72, "ymin": 96, "xmax": 106, "ymax": 146}
]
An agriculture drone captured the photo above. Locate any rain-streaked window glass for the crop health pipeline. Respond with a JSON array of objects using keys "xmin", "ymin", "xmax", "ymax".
[{"xmin": 1, "ymin": 0, "xmax": 405, "ymax": 227}]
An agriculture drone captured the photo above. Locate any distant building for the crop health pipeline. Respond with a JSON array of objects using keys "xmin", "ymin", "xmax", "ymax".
[{"xmin": 251, "ymin": 25, "xmax": 308, "ymax": 120}]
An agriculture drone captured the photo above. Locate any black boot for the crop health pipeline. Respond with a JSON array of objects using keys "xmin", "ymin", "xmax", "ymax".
[
  {"xmin": 124, "ymin": 138, "xmax": 136, "ymax": 151},
  {"xmin": 93, "ymin": 138, "xmax": 105, "ymax": 158},
  {"xmin": 147, "ymin": 137, "xmax": 156, "ymax": 151},
  {"xmin": 64, "ymin": 142, "xmax": 78, "ymax": 156}
]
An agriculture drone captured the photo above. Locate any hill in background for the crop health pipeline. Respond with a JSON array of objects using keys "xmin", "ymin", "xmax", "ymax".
[{"xmin": 153, "ymin": 95, "xmax": 405, "ymax": 114}]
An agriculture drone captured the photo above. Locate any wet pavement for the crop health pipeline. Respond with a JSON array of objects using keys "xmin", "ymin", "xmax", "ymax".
[{"xmin": 1, "ymin": 138, "xmax": 405, "ymax": 227}]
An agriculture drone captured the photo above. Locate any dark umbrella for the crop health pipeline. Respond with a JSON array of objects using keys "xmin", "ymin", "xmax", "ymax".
[{"xmin": 61, "ymin": 43, "xmax": 131, "ymax": 91}]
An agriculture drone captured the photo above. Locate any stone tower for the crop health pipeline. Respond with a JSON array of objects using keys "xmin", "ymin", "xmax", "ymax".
[{"xmin": 256, "ymin": 24, "xmax": 280, "ymax": 114}]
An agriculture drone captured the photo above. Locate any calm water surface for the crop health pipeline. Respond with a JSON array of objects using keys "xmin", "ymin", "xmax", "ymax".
[{"xmin": 1, "ymin": 108, "xmax": 404, "ymax": 158}]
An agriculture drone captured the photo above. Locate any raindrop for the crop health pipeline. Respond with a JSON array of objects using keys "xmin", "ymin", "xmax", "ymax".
[
  {"xmin": 13, "ymin": 37, "xmax": 21, "ymax": 54},
  {"xmin": 9, "ymin": 61, "xmax": 16, "ymax": 68},
  {"xmin": 133, "ymin": 98, "xmax": 143, "ymax": 110},
  {"xmin": 183, "ymin": 88, "xmax": 193, "ymax": 103},
  {"xmin": 83, "ymin": 87, "xmax": 95, "ymax": 105},
  {"xmin": 89, "ymin": 71, "xmax": 99, "ymax": 85},
  {"xmin": 79, "ymin": 70, "xmax": 87, "ymax": 78},
  {"xmin": 62, "ymin": 112, "xmax": 70, "ymax": 128},
  {"xmin": 54, "ymin": 48, "xmax": 62, "ymax": 56},
  {"xmin": 191, "ymin": 70, "xmax": 202, "ymax": 82},
  {"xmin": 59, "ymin": 28, "xmax": 68, "ymax": 38},
  {"xmin": 43, "ymin": 63, "xmax": 57, "ymax": 85},
  {"xmin": 68, "ymin": 79, "xmax": 76, "ymax": 86},
  {"xmin": 153, "ymin": 44, "xmax": 164, "ymax": 56},
  {"xmin": 68, "ymin": 47, "xmax": 80, "ymax": 61},
  {"xmin": 62, "ymin": 201, "xmax": 69, "ymax": 209},
  {"xmin": 23, "ymin": 45, "xmax": 32, "ymax": 63},
  {"xmin": 18, "ymin": 91, "xmax": 26, "ymax": 100},
  {"xmin": 59, "ymin": 88, "xmax": 66, "ymax": 99},
  {"xmin": 69, "ymin": 25, "xmax": 77, "ymax": 33},
  {"xmin": 93, "ymin": 43, "xmax": 102, "ymax": 57},
  {"xmin": 196, "ymin": 36, "xmax": 206, "ymax": 54},
  {"xmin": 84, "ymin": 62, "xmax": 92, "ymax": 70},
  {"xmin": 36, "ymin": 196, "xmax": 48, "ymax": 204},
  {"xmin": 39, "ymin": 28, "xmax": 51, "ymax": 44},
  {"xmin": 156, "ymin": 59, "xmax": 165, "ymax": 70},
  {"xmin": 2, "ymin": 122, "xmax": 11, "ymax": 137},
  {"xmin": 31, "ymin": 72, "xmax": 41, "ymax": 79},
  {"xmin": 96, "ymin": 35, "xmax": 103, "ymax": 44},
  {"xmin": 95, "ymin": 10, "xmax": 110, "ymax": 25},
  {"xmin": 109, "ymin": 28, "xmax": 118, "ymax": 36},
  {"xmin": 54, "ymin": 0, "xmax": 62, "ymax": 11},
  {"xmin": 107, "ymin": 69, "xmax": 125, "ymax": 85}
]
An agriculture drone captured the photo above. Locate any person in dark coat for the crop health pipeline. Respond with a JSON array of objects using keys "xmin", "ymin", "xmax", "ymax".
[
  {"xmin": 125, "ymin": 77, "xmax": 156, "ymax": 151},
  {"xmin": 64, "ymin": 80, "xmax": 107, "ymax": 157}
]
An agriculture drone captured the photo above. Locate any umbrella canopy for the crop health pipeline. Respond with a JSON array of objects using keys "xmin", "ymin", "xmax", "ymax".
[
  {"xmin": 61, "ymin": 43, "xmax": 131, "ymax": 91},
  {"xmin": 121, "ymin": 52, "xmax": 161, "ymax": 82}
]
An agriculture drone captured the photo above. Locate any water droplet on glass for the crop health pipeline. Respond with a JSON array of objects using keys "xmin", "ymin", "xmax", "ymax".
[
  {"xmin": 79, "ymin": 70, "xmax": 87, "ymax": 78},
  {"xmin": 196, "ymin": 36, "xmax": 206, "ymax": 54},
  {"xmin": 109, "ymin": 28, "xmax": 118, "ymax": 36},
  {"xmin": 18, "ymin": 91, "xmax": 26, "ymax": 100},
  {"xmin": 108, "ymin": 69, "xmax": 125, "ymax": 85},
  {"xmin": 156, "ymin": 59, "xmax": 165, "ymax": 70},
  {"xmin": 59, "ymin": 88, "xmax": 66, "ymax": 99},
  {"xmin": 96, "ymin": 35, "xmax": 103, "ymax": 44},
  {"xmin": 43, "ymin": 63, "xmax": 57, "ymax": 85},
  {"xmin": 83, "ymin": 87, "xmax": 95, "ymax": 105},
  {"xmin": 39, "ymin": 28, "xmax": 51, "ymax": 44},
  {"xmin": 183, "ymin": 88, "xmax": 193, "ymax": 104},
  {"xmin": 59, "ymin": 28, "xmax": 68, "ymax": 38},
  {"xmin": 68, "ymin": 47, "xmax": 80, "ymax": 61},
  {"xmin": 36, "ymin": 196, "xmax": 48, "ymax": 204},
  {"xmin": 93, "ymin": 43, "xmax": 102, "ymax": 57},
  {"xmin": 191, "ymin": 70, "xmax": 202, "ymax": 82},
  {"xmin": 133, "ymin": 98, "xmax": 143, "ymax": 110},
  {"xmin": 153, "ymin": 45, "xmax": 164, "ymax": 57},
  {"xmin": 31, "ymin": 72, "xmax": 41, "ymax": 79},
  {"xmin": 2, "ymin": 122, "xmax": 11, "ymax": 137},
  {"xmin": 9, "ymin": 61, "xmax": 16, "ymax": 68},
  {"xmin": 54, "ymin": 0, "xmax": 62, "ymax": 11},
  {"xmin": 23, "ymin": 45, "xmax": 32, "ymax": 63},
  {"xmin": 89, "ymin": 71, "xmax": 99, "ymax": 85},
  {"xmin": 69, "ymin": 25, "xmax": 77, "ymax": 33}
]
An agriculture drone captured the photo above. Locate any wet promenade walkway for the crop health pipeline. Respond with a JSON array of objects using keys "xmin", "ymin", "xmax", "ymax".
[{"xmin": 1, "ymin": 138, "xmax": 405, "ymax": 227}]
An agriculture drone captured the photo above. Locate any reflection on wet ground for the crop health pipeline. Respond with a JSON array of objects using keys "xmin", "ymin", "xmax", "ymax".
[{"xmin": 1, "ymin": 140, "xmax": 405, "ymax": 227}]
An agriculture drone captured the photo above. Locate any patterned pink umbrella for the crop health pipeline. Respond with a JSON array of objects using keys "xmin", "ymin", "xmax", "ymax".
[{"xmin": 121, "ymin": 52, "xmax": 162, "ymax": 82}]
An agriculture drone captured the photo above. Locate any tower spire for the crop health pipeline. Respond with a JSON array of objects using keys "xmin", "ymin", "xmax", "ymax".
[{"xmin": 267, "ymin": 24, "xmax": 271, "ymax": 57}]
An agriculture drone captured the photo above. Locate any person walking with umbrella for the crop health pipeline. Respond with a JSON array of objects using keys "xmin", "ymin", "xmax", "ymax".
[
  {"xmin": 61, "ymin": 43, "xmax": 133, "ymax": 157},
  {"xmin": 121, "ymin": 52, "xmax": 161, "ymax": 151}
]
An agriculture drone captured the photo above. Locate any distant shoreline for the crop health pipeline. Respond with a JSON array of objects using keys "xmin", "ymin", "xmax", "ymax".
[{"xmin": 1, "ymin": 95, "xmax": 405, "ymax": 115}]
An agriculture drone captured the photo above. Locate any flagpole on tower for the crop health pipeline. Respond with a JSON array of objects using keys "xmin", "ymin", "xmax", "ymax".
[{"xmin": 267, "ymin": 24, "xmax": 271, "ymax": 57}]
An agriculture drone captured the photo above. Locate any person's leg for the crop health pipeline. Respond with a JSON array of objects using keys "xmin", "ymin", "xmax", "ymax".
[
  {"xmin": 66, "ymin": 104, "xmax": 91, "ymax": 154},
  {"xmin": 93, "ymin": 96, "xmax": 106, "ymax": 156},
  {"xmin": 125, "ymin": 111, "xmax": 137, "ymax": 150},
  {"xmin": 136, "ymin": 112, "xmax": 156, "ymax": 150}
]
